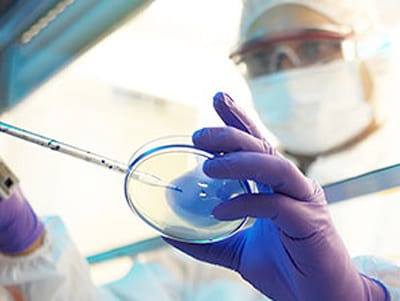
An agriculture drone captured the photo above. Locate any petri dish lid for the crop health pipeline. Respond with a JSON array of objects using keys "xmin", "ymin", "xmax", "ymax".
[{"xmin": 124, "ymin": 135, "xmax": 250, "ymax": 243}]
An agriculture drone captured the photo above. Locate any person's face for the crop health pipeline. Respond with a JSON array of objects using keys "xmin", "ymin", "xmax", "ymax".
[{"xmin": 234, "ymin": 4, "xmax": 376, "ymax": 157}]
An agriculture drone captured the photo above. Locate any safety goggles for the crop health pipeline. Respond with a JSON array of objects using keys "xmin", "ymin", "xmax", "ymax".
[{"xmin": 230, "ymin": 27, "xmax": 355, "ymax": 78}]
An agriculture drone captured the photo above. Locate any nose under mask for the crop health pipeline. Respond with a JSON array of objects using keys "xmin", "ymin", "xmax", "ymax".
[{"xmin": 248, "ymin": 60, "xmax": 373, "ymax": 155}]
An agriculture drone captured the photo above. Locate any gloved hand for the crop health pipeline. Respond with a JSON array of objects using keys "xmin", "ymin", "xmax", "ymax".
[
  {"xmin": 165, "ymin": 92, "xmax": 389, "ymax": 301},
  {"xmin": 0, "ymin": 186, "xmax": 44, "ymax": 255}
]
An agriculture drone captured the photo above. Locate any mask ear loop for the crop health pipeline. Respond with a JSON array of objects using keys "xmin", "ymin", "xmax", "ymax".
[
  {"xmin": 355, "ymin": 32, "xmax": 395, "ymax": 124},
  {"xmin": 341, "ymin": 38, "xmax": 358, "ymax": 61},
  {"xmin": 340, "ymin": 38, "xmax": 372, "ymax": 99},
  {"xmin": 345, "ymin": 34, "xmax": 386, "ymax": 131}
]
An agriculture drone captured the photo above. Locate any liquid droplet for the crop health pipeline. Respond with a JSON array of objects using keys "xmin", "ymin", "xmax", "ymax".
[
  {"xmin": 197, "ymin": 182, "xmax": 208, "ymax": 188},
  {"xmin": 199, "ymin": 191, "xmax": 207, "ymax": 198}
]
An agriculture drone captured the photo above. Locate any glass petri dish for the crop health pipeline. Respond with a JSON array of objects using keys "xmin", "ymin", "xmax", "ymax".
[{"xmin": 124, "ymin": 136, "xmax": 250, "ymax": 243}]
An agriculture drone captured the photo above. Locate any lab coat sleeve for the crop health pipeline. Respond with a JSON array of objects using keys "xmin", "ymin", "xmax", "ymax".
[
  {"xmin": 354, "ymin": 255, "xmax": 400, "ymax": 300},
  {"xmin": 0, "ymin": 215, "xmax": 267, "ymax": 301},
  {"xmin": 0, "ymin": 216, "xmax": 117, "ymax": 301},
  {"xmin": 103, "ymin": 244, "xmax": 270, "ymax": 301}
]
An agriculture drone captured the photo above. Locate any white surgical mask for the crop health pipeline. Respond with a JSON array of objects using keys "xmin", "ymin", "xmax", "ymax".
[{"xmin": 248, "ymin": 60, "xmax": 373, "ymax": 155}]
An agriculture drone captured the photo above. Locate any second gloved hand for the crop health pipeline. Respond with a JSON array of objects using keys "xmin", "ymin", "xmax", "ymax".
[
  {"xmin": 0, "ymin": 187, "xmax": 44, "ymax": 255},
  {"xmin": 165, "ymin": 92, "xmax": 388, "ymax": 301}
]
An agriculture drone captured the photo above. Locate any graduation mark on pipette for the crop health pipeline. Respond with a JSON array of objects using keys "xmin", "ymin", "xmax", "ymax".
[{"xmin": 0, "ymin": 121, "xmax": 182, "ymax": 192}]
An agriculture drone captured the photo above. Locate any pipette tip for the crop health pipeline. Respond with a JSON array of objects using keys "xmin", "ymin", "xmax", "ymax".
[{"xmin": 168, "ymin": 184, "xmax": 183, "ymax": 192}]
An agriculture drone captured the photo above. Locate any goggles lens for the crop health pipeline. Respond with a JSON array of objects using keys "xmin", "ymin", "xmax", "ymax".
[{"xmin": 231, "ymin": 31, "xmax": 355, "ymax": 78}]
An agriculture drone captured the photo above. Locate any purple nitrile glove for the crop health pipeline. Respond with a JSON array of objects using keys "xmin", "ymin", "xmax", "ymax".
[
  {"xmin": 164, "ymin": 92, "xmax": 389, "ymax": 301},
  {"xmin": 0, "ymin": 186, "xmax": 44, "ymax": 254}
]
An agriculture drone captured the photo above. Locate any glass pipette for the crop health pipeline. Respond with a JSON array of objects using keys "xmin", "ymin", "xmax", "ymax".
[{"xmin": 0, "ymin": 121, "xmax": 182, "ymax": 192}]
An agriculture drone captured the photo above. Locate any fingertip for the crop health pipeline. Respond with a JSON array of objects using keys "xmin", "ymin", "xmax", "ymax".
[
  {"xmin": 192, "ymin": 127, "xmax": 229, "ymax": 149},
  {"xmin": 192, "ymin": 127, "xmax": 212, "ymax": 145},
  {"xmin": 213, "ymin": 92, "xmax": 234, "ymax": 107},
  {"xmin": 192, "ymin": 128, "xmax": 202, "ymax": 144},
  {"xmin": 202, "ymin": 158, "xmax": 220, "ymax": 178},
  {"xmin": 213, "ymin": 92, "xmax": 224, "ymax": 111},
  {"xmin": 213, "ymin": 91, "xmax": 224, "ymax": 101},
  {"xmin": 214, "ymin": 91, "xmax": 232, "ymax": 102}
]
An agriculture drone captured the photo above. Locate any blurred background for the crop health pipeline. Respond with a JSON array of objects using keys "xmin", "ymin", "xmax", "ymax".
[{"xmin": 0, "ymin": 0, "xmax": 400, "ymax": 285}]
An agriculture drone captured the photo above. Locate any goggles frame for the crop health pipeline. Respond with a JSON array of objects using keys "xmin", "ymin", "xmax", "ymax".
[{"xmin": 230, "ymin": 26, "xmax": 356, "ymax": 78}]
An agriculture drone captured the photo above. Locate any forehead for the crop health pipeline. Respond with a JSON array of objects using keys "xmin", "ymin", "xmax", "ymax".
[{"xmin": 245, "ymin": 4, "xmax": 338, "ymax": 41}]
